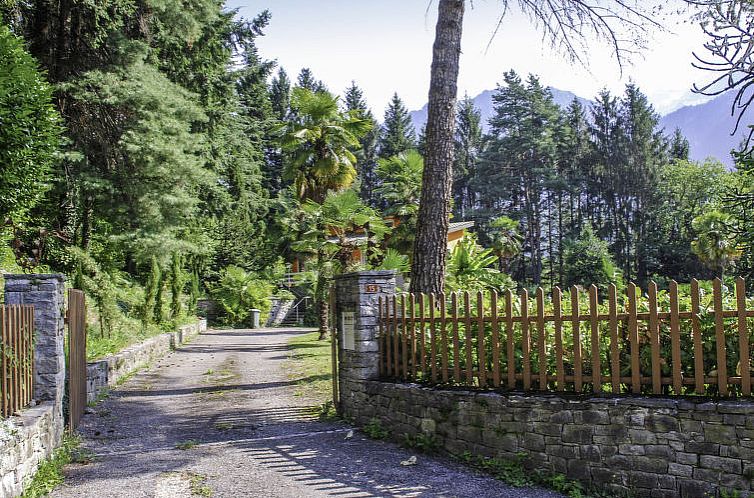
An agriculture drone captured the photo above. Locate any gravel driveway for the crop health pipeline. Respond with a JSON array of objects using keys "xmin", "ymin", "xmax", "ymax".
[{"xmin": 51, "ymin": 328, "xmax": 563, "ymax": 498}]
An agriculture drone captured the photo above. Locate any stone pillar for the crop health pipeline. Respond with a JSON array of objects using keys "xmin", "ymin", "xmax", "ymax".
[
  {"xmin": 333, "ymin": 271, "xmax": 396, "ymax": 402},
  {"xmin": 3, "ymin": 274, "xmax": 66, "ymax": 418}
]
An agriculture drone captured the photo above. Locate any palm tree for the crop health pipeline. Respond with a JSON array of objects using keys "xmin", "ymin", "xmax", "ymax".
[
  {"xmin": 488, "ymin": 216, "xmax": 523, "ymax": 273},
  {"xmin": 691, "ymin": 210, "xmax": 741, "ymax": 280},
  {"xmin": 292, "ymin": 190, "xmax": 389, "ymax": 339},
  {"xmin": 280, "ymin": 87, "xmax": 372, "ymax": 203},
  {"xmin": 376, "ymin": 150, "xmax": 423, "ymax": 256}
]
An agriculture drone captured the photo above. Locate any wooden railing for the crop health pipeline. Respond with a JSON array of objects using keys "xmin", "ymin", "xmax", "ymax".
[
  {"xmin": 1, "ymin": 305, "xmax": 35, "ymax": 417},
  {"xmin": 378, "ymin": 278, "xmax": 754, "ymax": 397}
]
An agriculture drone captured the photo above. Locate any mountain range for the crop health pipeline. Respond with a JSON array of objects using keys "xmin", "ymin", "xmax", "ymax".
[{"xmin": 408, "ymin": 88, "xmax": 748, "ymax": 168}]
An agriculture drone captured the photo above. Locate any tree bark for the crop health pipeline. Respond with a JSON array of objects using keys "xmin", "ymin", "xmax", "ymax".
[{"xmin": 410, "ymin": 0, "xmax": 464, "ymax": 295}]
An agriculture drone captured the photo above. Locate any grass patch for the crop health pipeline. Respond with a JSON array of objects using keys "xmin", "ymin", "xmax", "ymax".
[
  {"xmin": 188, "ymin": 473, "xmax": 212, "ymax": 497},
  {"xmin": 175, "ymin": 440, "xmax": 199, "ymax": 450},
  {"xmin": 21, "ymin": 434, "xmax": 83, "ymax": 497},
  {"xmin": 285, "ymin": 331, "xmax": 332, "ymax": 403}
]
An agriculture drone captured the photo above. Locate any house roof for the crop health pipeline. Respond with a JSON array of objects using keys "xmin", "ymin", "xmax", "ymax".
[
  {"xmin": 448, "ymin": 221, "xmax": 475, "ymax": 233},
  {"xmin": 326, "ymin": 221, "xmax": 475, "ymax": 246}
]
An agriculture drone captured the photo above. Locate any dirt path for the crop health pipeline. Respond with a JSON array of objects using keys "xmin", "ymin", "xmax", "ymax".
[{"xmin": 52, "ymin": 328, "xmax": 563, "ymax": 498}]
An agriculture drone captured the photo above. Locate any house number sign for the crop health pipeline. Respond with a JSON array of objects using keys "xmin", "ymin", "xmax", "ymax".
[{"xmin": 365, "ymin": 284, "xmax": 380, "ymax": 293}]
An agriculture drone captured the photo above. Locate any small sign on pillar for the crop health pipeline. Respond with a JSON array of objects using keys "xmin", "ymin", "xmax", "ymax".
[
  {"xmin": 365, "ymin": 284, "xmax": 380, "ymax": 293},
  {"xmin": 342, "ymin": 311, "xmax": 356, "ymax": 350}
]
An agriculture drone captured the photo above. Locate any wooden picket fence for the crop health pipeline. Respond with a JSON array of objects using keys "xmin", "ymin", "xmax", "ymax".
[
  {"xmin": 378, "ymin": 278, "xmax": 754, "ymax": 397},
  {"xmin": 1, "ymin": 305, "xmax": 35, "ymax": 417}
]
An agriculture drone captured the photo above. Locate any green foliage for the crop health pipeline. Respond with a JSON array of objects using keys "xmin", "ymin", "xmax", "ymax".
[
  {"xmin": 445, "ymin": 235, "xmax": 515, "ymax": 292},
  {"xmin": 376, "ymin": 150, "xmax": 423, "ymax": 255},
  {"xmin": 363, "ymin": 418, "xmax": 390, "ymax": 440},
  {"xmin": 487, "ymin": 216, "xmax": 523, "ymax": 273},
  {"xmin": 563, "ymin": 225, "xmax": 621, "ymax": 294},
  {"xmin": 188, "ymin": 270, "xmax": 200, "ymax": 313},
  {"xmin": 279, "ymin": 87, "xmax": 372, "ymax": 203},
  {"xmin": 143, "ymin": 256, "xmax": 161, "ymax": 326},
  {"xmin": 209, "ymin": 266, "xmax": 272, "ymax": 326},
  {"xmin": 21, "ymin": 434, "xmax": 81, "ymax": 498},
  {"xmin": 402, "ymin": 432, "xmax": 439, "ymax": 453},
  {"xmin": 170, "ymin": 252, "xmax": 183, "ymax": 319},
  {"xmin": 154, "ymin": 270, "xmax": 166, "ymax": 325},
  {"xmin": 0, "ymin": 21, "xmax": 61, "ymax": 222},
  {"xmin": 379, "ymin": 93, "xmax": 415, "ymax": 159},
  {"xmin": 376, "ymin": 248, "xmax": 409, "ymax": 274},
  {"xmin": 68, "ymin": 247, "xmax": 119, "ymax": 337},
  {"xmin": 691, "ymin": 210, "xmax": 741, "ymax": 279}
]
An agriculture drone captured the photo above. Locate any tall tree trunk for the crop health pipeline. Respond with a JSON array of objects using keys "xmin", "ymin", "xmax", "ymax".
[{"xmin": 410, "ymin": 0, "xmax": 464, "ymax": 295}]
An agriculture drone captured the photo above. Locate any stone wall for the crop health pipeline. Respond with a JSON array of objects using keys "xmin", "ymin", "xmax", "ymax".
[
  {"xmin": 0, "ymin": 402, "xmax": 59, "ymax": 497},
  {"xmin": 340, "ymin": 380, "xmax": 754, "ymax": 498},
  {"xmin": 332, "ymin": 271, "xmax": 754, "ymax": 498},
  {"xmin": 86, "ymin": 319, "xmax": 206, "ymax": 402},
  {"xmin": 2, "ymin": 274, "xmax": 67, "ymax": 498}
]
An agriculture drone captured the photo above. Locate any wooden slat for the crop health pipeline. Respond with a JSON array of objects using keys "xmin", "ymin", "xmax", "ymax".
[
  {"xmin": 713, "ymin": 278, "xmax": 728, "ymax": 396},
  {"xmin": 670, "ymin": 280, "xmax": 683, "ymax": 394},
  {"xmin": 440, "ymin": 293, "xmax": 449, "ymax": 383},
  {"xmin": 419, "ymin": 293, "xmax": 426, "ymax": 379},
  {"xmin": 491, "ymin": 290, "xmax": 501, "ymax": 388},
  {"xmin": 571, "ymin": 286, "xmax": 582, "ymax": 392},
  {"xmin": 537, "ymin": 287, "xmax": 547, "ymax": 391},
  {"xmin": 429, "ymin": 293, "xmax": 437, "ymax": 382},
  {"xmin": 1, "ymin": 306, "xmax": 6, "ymax": 417},
  {"xmin": 401, "ymin": 294, "xmax": 408, "ymax": 380},
  {"xmin": 521, "ymin": 290, "xmax": 531, "ymax": 391},
  {"xmin": 608, "ymin": 284, "xmax": 620, "ymax": 394},
  {"xmin": 589, "ymin": 285, "xmax": 601, "ymax": 393},
  {"xmin": 691, "ymin": 279, "xmax": 704, "ymax": 394},
  {"xmin": 464, "ymin": 292, "xmax": 473, "ymax": 385},
  {"xmin": 11, "ymin": 306, "xmax": 17, "ymax": 414},
  {"xmin": 409, "ymin": 294, "xmax": 417, "ymax": 379},
  {"xmin": 392, "ymin": 295, "xmax": 400, "ymax": 378},
  {"xmin": 451, "ymin": 293, "xmax": 461, "ymax": 383},
  {"xmin": 553, "ymin": 287, "xmax": 565, "ymax": 391},
  {"xmin": 648, "ymin": 282, "xmax": 661, "ymax": 394},
  {"xmin": 505, "ymin": 289, "xmax": 515, "ymax": 389},
  {"xmin": 737, "ymin": 277, "xmax": 751, "ymax": 396},
  {"xmin": 477, "ymin": 291, "xmax": 486, "ymax": 387},
  {"xmin": 628, "ymin": 283, "xmax": 641, "ymax": 394}
]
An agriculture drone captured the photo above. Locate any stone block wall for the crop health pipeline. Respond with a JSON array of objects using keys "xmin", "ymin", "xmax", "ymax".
[
  {"xmin": 341, "ymin": 380, "xmax": 754, "ymax": 497},
  {"xmin": 2, "ymin": 274, "xmax": 67, "ymax": 498},
  {"xmin": 332, "ymin": 271, "xmax": 754, "ymax": 498},
  {"xmin": 0, "ymin": 402, "xmax": 59, "ymax": 497},
  {"xmin": 86, "ymin": 319, "xmax": 206, "ymax": 402}
]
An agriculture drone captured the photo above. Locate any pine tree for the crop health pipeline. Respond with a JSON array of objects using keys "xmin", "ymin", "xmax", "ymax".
[
  {"xmin": 296, "ymin": 67, "xmax": 327, "ymax": 92},
  {"xmin": 344, "ymin": 82, "xmax": 380, "ymax": 206},
  {"xmin": 270, "ymin": 68, "xmax": 291, "ymax": 121},
  {"xmin": 379, "ymin": 93, "xmax": 416, "ymax": 159},
  {"xmin": 453, "ymin": 95, "xmax": 482, "ymax": 220}
]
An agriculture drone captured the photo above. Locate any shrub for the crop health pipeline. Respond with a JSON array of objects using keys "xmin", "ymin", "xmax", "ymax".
[
  {"xmin": 563, "ymin": 225, "xmax": 621, "ymax": 294},
  {"xmin": 209, "ymin": 266, "xmax": 272, "ymax": 326},
  {"xmin": 0, "ymin": 22, "xmax": 62, "ymax": 222}
]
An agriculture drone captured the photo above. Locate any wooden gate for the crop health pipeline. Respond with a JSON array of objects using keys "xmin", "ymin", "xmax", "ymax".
[
  {"xmin": 1, "ymin": 305, "xmax": 35, "ymax": 417},
  {"xmin": 67, "ymin": 289, "xmax": 87, "ymax": 429}
]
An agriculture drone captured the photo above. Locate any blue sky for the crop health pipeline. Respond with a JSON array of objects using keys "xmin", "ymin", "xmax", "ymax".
[{"xmin": 226, "ymin": 0, "xmax": 711, "ymax": 116}]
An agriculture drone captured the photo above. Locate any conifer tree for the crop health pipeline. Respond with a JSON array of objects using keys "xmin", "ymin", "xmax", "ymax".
[
  {"xmin": 270, "ymin": 68, "xmax": 291, "ymax": 121},
  {"xmin": 453, "ymin": 95, "xmax": 482, "ymax": 220},
  {"xmin": 379, "ymin": 93, "xmax": 416, "ymax": 159},
  {"xmin": 344, "ymin": 82, "xmax": 380, "ymax": 206}
]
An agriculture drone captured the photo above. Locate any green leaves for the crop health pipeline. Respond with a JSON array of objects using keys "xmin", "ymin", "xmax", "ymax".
[{"xmin": 0, "ymin": 22, "xmax": 61, "ymax": 222}]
